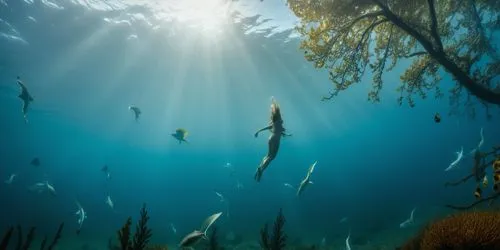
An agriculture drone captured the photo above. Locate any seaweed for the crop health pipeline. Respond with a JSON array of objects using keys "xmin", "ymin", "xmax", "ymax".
[
  {"xmin": 21, "ymin": 227, "xmax": 35, "ymax": 250},
  {"xmin": 118, "ymin": 217, "xmax": 133, "ymax": 250},
  {"xmin": 0, "ymin": 223, "xmax": 62, "ymax": 250},
  {"xmin": 206, "ymin": 226, "xmax": 220, "ymax": 250},
  {"xmin": 0, "ymin": 226, "xmax": 13, "ymax": 250},
  {"xmin": 259, "ymin": 223, "xmax": 270, "ymax": 249},
  {"xmin": 259, "ymin": 209, "xmax": 287, "ymax": 250},
  {"xmin": 16, "ymin": 225, "xmax": 22, "ymax": 250},
  {"xmin": 117, "ymin": 203, "xmax": 153, "ymax": 250},
  {"xmin": 46, "ymin": 223, "xmax": 64, "ymax": 250}
]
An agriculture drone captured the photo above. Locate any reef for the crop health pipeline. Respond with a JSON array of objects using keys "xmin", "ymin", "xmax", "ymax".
[
  {"xmin": 0, "ymin": 223, "xmax": 63, "ymax": 250},
  {"xmin": 259, "ymin": 208, "xmax": 287, "ymax": 250},
  {"xmin": 398, "ymin": 210, "xmax": 500, "ymax": 250},
  {"xmin": 117, "ymin": 203, "xmax": 153, "ymax": 250},
  {"xmin": 445, "ymin": 146, "xmax": 500, "ymax": 210}
]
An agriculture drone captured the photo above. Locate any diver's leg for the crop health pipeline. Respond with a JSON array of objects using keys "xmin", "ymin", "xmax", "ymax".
[{"xmin": 255, "ymin": 156, "xmax": 269, "ymax": 182}]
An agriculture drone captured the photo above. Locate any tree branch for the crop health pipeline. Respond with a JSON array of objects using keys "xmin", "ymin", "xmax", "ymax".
[
  {"xmin": 321, "ymin": 18, "xmax": 388, "ymax": 101},
  {"xmin": 446, "ymin": 193, "xmax": 500, "ymax": 210},
  {"xmin": 427, "ymin": 0, "xmax": 443, "ymax": 51},
  {"xmin": 371, "ymin": 0, "xmax": 500, "ymax": 104},
  {"xmin": 404, "ymin": 51, "xmax": 428, "ymax": 58}
]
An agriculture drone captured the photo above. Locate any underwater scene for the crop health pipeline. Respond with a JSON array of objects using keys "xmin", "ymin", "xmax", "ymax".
[{"xmin": 1, "ymin": 0, "xmax": 500, "ymax": 249}]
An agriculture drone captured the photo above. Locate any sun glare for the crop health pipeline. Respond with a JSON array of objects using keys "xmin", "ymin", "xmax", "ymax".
[{"xmin": 173, "ymin": 0, "xmax": 232, "ymax": 33}]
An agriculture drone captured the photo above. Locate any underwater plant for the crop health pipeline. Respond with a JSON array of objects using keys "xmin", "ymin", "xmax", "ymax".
[
  {"xmin": 398, "ymin": 210, "xmax": 500, "ymax": 249},
  {"xmin": 117, "ymin": 203, "xmax": 153, "ymax": 250},
  {"xmin": 445, "ymin": 146, "xmax": 500, "ymax": 210},
  {"xmin": 205, "ymin": 226, "xmax": 221, "ymax": 250},
  {"xmin": 0, "ymin": 223, "xmax": 63, "ymax": 250},
  {"xmin": 259, "ymin": 208, "xmax": 287, "ymax": 250},
  {"xmin": 287, "ymin": 0, "xmax": 500, "ymax": 114}
]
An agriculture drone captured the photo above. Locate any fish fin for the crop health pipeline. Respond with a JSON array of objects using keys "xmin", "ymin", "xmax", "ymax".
[{"xmin": 200, "ymin": 212, "xmax": 222, "ymax": 234}]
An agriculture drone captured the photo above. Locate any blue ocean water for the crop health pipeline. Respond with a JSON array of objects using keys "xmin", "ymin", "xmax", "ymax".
[{"xmin": 1, "ymin": 1, "xmax": 499, "ymax": 249}]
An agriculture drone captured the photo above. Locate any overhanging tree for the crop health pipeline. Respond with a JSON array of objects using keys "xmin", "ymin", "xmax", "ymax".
[{"xmin": 287, "ymin": 0, "xmax": 500, "ymax": 116}]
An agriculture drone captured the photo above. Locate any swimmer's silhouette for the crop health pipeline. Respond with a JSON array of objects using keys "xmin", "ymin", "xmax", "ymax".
[{"xmin": 254, "ymin": 97, "xmax": 291, "ymax": 182}]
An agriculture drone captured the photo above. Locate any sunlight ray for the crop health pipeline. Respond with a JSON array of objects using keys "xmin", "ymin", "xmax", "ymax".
[{"xmin": 47, "ymin": 24, "xmax": 112, "ymax": 83}]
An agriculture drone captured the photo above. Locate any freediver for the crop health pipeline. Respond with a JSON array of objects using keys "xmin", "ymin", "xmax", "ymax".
[
  {"xmin": 253, "ymin": 97, "xmax": 291, "ymax": 182},
  {"xmin": 16, "ymin": 76, "xmax": 34, "ymax": 123}
]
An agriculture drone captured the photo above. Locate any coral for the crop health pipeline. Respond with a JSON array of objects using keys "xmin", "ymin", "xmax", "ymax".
[
  {"xmin": 206, "ymin": 226, "xmax": 220, "ymax": 250},
  {"xmin": 0, "ymin": 223, "xmax": 63, "ymax": 250},
  {"xmin": 117, "ymin": 203, "xmax": 153, "ymax": 250},
  {"xmin": 259, "ymin": 209, "xmax": 287, "ymax": 250},
  {"xmin": 399, "ymin": 211, "xmax": 500, "ymax": 249}
]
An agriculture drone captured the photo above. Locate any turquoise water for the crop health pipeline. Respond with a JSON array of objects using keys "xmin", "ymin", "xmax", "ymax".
[{"xmin": 1, "ymin": 1, "xmax": 499, "ymax": 249}]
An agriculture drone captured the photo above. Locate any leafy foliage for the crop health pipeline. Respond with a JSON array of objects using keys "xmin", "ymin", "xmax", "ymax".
[
  {"xmin": 117, "ymin": 204, "xmax": 153, "ymax": 250},
  {"xmin": 287, "ymin": 0, "xmax": 500, "ymax": 116},
  {"xmin": 259, "ymin": 209, "xmax": 287, "ymax": 250}
]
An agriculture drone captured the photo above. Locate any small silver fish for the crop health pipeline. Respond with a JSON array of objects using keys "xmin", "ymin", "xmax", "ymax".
[
  {"xmin": 105, "ymin": 195, "xmax": 114, "ymax": 209},
  {"xmin": 297, "ymin": 161, "xmax": 317, "ymax": 196},
  {"xmin": 5, "ymin": 174, "xmax": 16, "ymax": 184},
  {"xmin": 179, "ymin": 212, "xmax": 222, "ymax": 248}
]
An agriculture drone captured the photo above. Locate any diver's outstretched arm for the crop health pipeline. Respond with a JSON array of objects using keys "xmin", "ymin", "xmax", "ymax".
[{"xmin": 254, "ymin": 126, "xmax": 272, "ymax": 137}]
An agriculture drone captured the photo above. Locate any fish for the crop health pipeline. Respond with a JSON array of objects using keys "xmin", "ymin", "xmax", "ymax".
[
  {"xmin": 128, "ymin": 105, "xmax": 141, "ymax": 122},
  {"xmin": 214, "ymin": 191, "xmax": 225, "ymax": 203},
  {"xmin": 105, "ymin": 195, "xmax": 114, "ymax": 209},
  {"xmin": 45, "ymin": 181, "xmax": 56, "ymax": 196},
  {"xmin": 31, "ymin": 157, "xmax": 40, "ymax": 166},
  {"xmin": 474, "ymin": 185, "xmax": 482, "ymax": 199},
  {"xmin": 101, "ymin": 165, "xmax": 111, "ymax": 180},
  {"xmin": 27, "ymin": 181, "xmax": 56, "ymax": 196},
  {"xmin": 444, "ymin": 147, "xmax": 463, "ymax": 172},
  {"xmin": 178, "ymin": 212, "xmax": 222, "ymax": 248},
  {"xmin": 171, "ymin": 128, "xmax": 189, "ymax": 144},
  {"xmin": 223, "ymin": 162, "xmax": 236, "ymax": 176},
  {"xmin": 434, "ymin": 113, "xmax": 441, "ymax": 123},
  {"xmin": 16, "ymin": 76, "xmax": 34, "ymax": 123},
  {"xmin": 297, "ymin": 161, "xmax": 317, "ymax": 196},
  {"xmin": 345, "ymin": 230, "xmax": 351, "ymax": 250},
  {"xmin": 494, "ymin": 158, "xmax": 500, "ymax": 192},
  {"xmin": 75, "ymin": 200, "xmax": 87, "ymax": 235},
  {"xmin": 469, "ymin": 127, "xmax": 484, "ymax": 155},
  {"xmin": 482, "ymin": 176, "xmax": 488, "ymax": 188},
  {"xmin": 4, "ymin": 174, "xmax": 16, "ymax": 184},
  {"xmin": 170, "ymin": 223, "xmax": 177, "ymax": 235},
  {"xmin": 236, "ymin": 180, "xmax": 244, "ymax": 190},
  {"xmin": 399, "ymin": 208, "xmax": 416, "ymax": 228},
  {"xmin": 283, "ymin": 183, "xmax": 294, "ymax": 189}
]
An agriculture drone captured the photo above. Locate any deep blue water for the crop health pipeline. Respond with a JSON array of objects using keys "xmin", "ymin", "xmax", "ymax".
[{"xmin": 1, "ymin": 0, "xmax": 499, "ymax": 249}]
